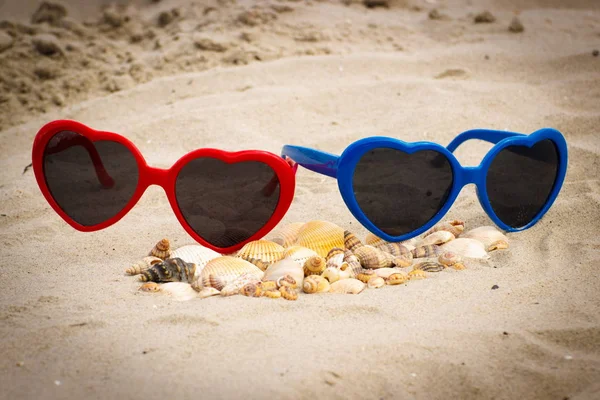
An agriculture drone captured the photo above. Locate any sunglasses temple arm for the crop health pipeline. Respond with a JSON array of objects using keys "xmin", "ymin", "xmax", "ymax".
[
  {"xmin": 446, "ymin": 129, "xmax": 526, "ymax": 153},
  {"xmin": 280, "ymin": 145, "xmax": 339, "ymax": 178},
  {"xmin": 46, "ymin": 135, "xmax": 115, "ymax": 189}
]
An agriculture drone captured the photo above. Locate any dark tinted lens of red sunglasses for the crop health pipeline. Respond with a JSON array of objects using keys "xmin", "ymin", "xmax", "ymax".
[
  {"xmin": 175, "ymin": 158, "xmax": 281, "ymax": 248},
  {"xmin": 486, "ymin": 139, "xmax": 559, "ymax": 228},
  {"xmin": 43, "ymin": 131, "xmax": 139, "ymax": 226},
  {"xmin": 352, "ymin": 148, "xmax": 453, "ymax": 236}
]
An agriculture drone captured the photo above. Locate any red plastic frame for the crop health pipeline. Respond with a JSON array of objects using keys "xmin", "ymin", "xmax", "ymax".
[{"xmin": 32, "ymin": 120, "xmax": 297, "ymax": 253}]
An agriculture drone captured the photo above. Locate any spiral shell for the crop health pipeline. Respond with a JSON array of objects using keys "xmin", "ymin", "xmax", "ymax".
[
  {"xmin": 438, "ymin": 251, "xmax": 462, "ymax": 266},
  {"xmin": 356, "ymin": 270, "xmax": 376, "ymax": 283},
  {"xmin": 344, "ymin": 230, "xmax": 363, "ymax": 252},
  {"xmin": 263, "ymin": 258, "xmax": 304, "ymax": 288},
  {"xmin": 329, "ymin": 278, "xmax": 366, "ymax": 294},
  {"xmin": 303, "ymin": 275, "xmax": 331, "ymax": 294},
  {"xmin": 149, "ymin": 238, "xmax": 172, "ymax": 260},
  {"xmin": 424, "ymin": 220, "xmax": 465, "ymax": 237},
  {"xmin": 461, "ymin": 226, "xmax": 509, "ymax": 251},
  {"xmin": 284, "ymin": 246, "xmax": 319, "ymax": 267},
  {"xmin": 416, "ymin": 230, "xmax": 455, "ymax": 247},
  {"xmin": 279, "ymin": 286, "xmax": 298, "ymax": 301},
  {"xmin": 375, "ymin": 242, "xmax": 412, "ymax": 257},
  {"xmin": 197, "ymin": 256, "xmax": 264, "ymax": 290},
  {"xmin": 326, "ymin": 248, "xmax": 347, "ymax": 269},
  {"xmin": 343, "ymin": 253, "xmax": 363, "ymax": 277},
  {"xmin": 303, "ymin": 256, "xmax": 326, "ymax": 277},
  {"xmin": 139, "ymin": 282, "xmax": 160, "ymax": 292},
  {"xmin": 321, "ymin": 266, "xmax": 351, "ymax": 283},
  {"xmin": 386, "ymin": 272, "xmax": 408, "ymax": 285},
  {"xmin": 408, "ymin": 269, "xmax": 427, "ymax": 280},
  {"xmin": 354, "ymin": 245, "xmax": 396, "ymax": 269},
  {"xmin": 237, "ymin": 240, "xmax": 285, "ymax": 271},
  {"xmin": 367, "ymin": 276, "xmax": 385, "ymax": 289},
  {"xmin": 140, "ymin": 258, "xmax": 196, "ymax": 283},
  {"xmin": 276, "ymin": 274, "xmax": 298, "ymax": 289},
  {"xmin": 365, "ymin": 233, "xmax": 388, "ymax": 247},
  {"xmin": 171, "ymin": 245, "xmax": 221, "ymax": 277},
  {"xmin": 262, "ymin": 290, "xmax": 282, "ymax": 299},
  {"xmin": 220, "ymin": 273, "xmax": 261, "ymax": 297},
  {"xmin": 240, "ymin": 282, "xmax": 262, "ymax": 297},
  {"xmin": 294, "ymin": 220, "xmax": 345, "ymax": 257},
  {"xmin": 270, "ymin": 222, "xmax": 305, "ymax": 247},
  {"xmin": 440, "ymin": 238, "xmax": 489, "ymax": 259},
  {"xmin": 411, "ymin": 245, "xmax": 441, "ymax": 259},
  {"xmin": 413, "ymin": 261, "xmax": 444, "ymax": 272},
  {"xmin": 127, "ymin": 256, "xmax": 163, "ymax": 276}
]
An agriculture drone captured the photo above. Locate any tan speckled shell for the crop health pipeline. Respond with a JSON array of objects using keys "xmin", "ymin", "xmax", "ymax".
[
  {"xmin": 413, "ymin": 261, "xmax": 445, "ymax": 272},
  {"xmin": 356, "ymin": 270, "xmax": 376, "ymax": 283},
  {"xmin": 321, "ymin": 266, "xmax": 351, "ymax": 283},
  {"xmin": 276, "ymin": 274, "xmax": 298, "ymax": 289},
  {"xmin": 197, "ymin": 256, "xmax": 264, "ymax": 290},
  {"xmin": 240, "ymin": 282, "xmax": 262, "ymax": 297},
  {"xmin": 284, "ymin": 246, "xmax": 319, "ymax": 267},
  {"xmin": 424, "ymin": 220, "xmax": 465, "ymax": 237},
  {"xmin": 416, "ymin": 230, "xmax": 455, "ymax": 247},
  {"xmin": 171, "ymin": 245, "xmax": 221, "ymax": 278},
  {"xmin": 263, "ymin": 258, "xmax": 304, "ymax": 288},
  {"xmin": 220, "ymin": 273, "xmax": 261, "ymax": 297},
  {"xmin": 438, "ymin": 251, "xmax": 462, "ymax": 266},
  {"xmin": 294, "ymin": 220, "xmax": 345, "ymax": 257},
  {"xmin": 279, "ymin": 286, "xmax": 298, "ymax": 301},
  {"xmin": 303, "ymin": 256, "xmax": 326, "ymax": 277},
  {"xmin": 461, "ymin": 226, "xmax": 509, "ymax": 251},
  {"xmin": 197, "ymin": 287, "xmax": 221, "ymax": 298},
  {"xmin": 303, "ymin": 275, "xmax": 331, "ymax": 294},
  {"xmin": 237, "ymin": 240, "xmax": 285, "ymax": 270},
  {"xmin": 262, "ymin": 290, "xmax": 282, "ymax": 299},
  {"xmin": 269, "ymin": 222, "xmax": 305, "ymax": 247},
  {"xmin": 451, "ymin": 262, "xmax": 466, "ymax": 270},
  {"xmin": 344, "ymin": 230, "xmax": 363, "ymax": 252},
  {"xmin": 386, "ymin": 272, "xmax": 408, "ymax": 285},
  {"xmin": 408, "ymin": 269, "xmax": 427, "ymax": 280},
  {"xmin": 258, "ymin": 280, "xmax": 278, "ymax": 292},
  {"xmin": 440, "ymin": 238, "xmax": 489, "ymax": 259},
  {"xmin": 127, "ymin": 256, "xmax": 163, "ymax": 276},
  {"xmin": 139, "ymin": 282, "xmax": 160, "ymax": 292},
  {"xmin": 411, "ymin": 245, "xmax": 442, "ymax": 259},
  {"xmin": 149, "ymin": 238, "xmax": 172, "ymax": 260},
  {"xmin": 329, "ymin": 278, "xmax": 366, "ymax": 294},
  {"xmin": 354, "ymin": 245, "xmax": 395, "ymax": 269},
  {"xmin": 367, "ymin": 276, "xmax": 385, "ymax": 289}
]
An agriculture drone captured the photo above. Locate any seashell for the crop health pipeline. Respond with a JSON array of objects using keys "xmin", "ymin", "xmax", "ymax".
[
  {"xmin": 303, "ymin": 256, "xmax": 326, "ymax": 277},
  {"xmin": 140, "ymin": 258, "xmax": 196, "ymax": 283},
  {"xmin": 127, "ymin": 256, "xmax": 163, "ymax": 275},
  {"xmin": 262, "ymin": 290, "xmax": 282, "ymax": 299},
  {"xmin": 416, "ymin": 230, "xmax": 455, "ymax": 247},
  {"xmin": 160, "ymin": 282, "xmax": 198, "ymax": 301},
  {"xmin": 303, "ymin": 275, "xmax": 331, "ymax": 294},
  {"xmin": 408, "ymin": 269, "xmax": 427, "ymax": 280},
  {"xmin": 411, "ymin": 245, "xmax": 442, "ymax": 259},
  {"xmin": 197, "ymin": 256, "xmax": 264, "ymax": 290},
  {"xmin": 373, "ymin": 268, "xmax": 402, "ymax": 279},
  {"xmin": 294, "ymin": 220, "xmax": 345, "ymax": 257},
  {"xmin": 284, "ymin": 246, "xmax": 319, "ymax": 267},
  {"xmin": 149, "ymin": 238, "xmax": 172, "ymax": 260},
  {"xmin": 424, "ymin": 219, "xmax": 465, "ymax": 237},
  {"xmin": 171, "ymin": 245, "xmax": 221, "ymax": 277},
  {"xmin": 451, "ymin": 262, "xmax": 466, "ymax": 270},
  {"xmin": 322, "ymin": 266, "xmax": 351, "ymax": 283},
  {"xmin": 240, "ymin": 282, "xmax": 262, "ymax": 297},
  {"xmin": 367, "ymin": 276, "xmax": 386, "ymax": 289},
  {"xmin": 344, "ymin": 230, "xmax": 363, "ymax": 252},
  {"xmin": 220, "ymin": 273, "xmax": 261, "ymax": 297},
  {"xmin": 356, "ymin": 270, "xmax": 376, "ymax": 283},
  {"xmin": 279, "ymin": 286, "xmax": 298, "ymax": 301},
  {"xmin": 440, "ymin": 238, "xmax": 489, "ymax": 259},
  {"xmin": 438, "ymin": 251, "xmax": 462, "ymax": 266},
  {"xmin": 269, "ymin": 222, "xmax": 305, "ymax": 247},
  {"xmin": 413, "ymin": 261, "xmax": 445, "ymax": 272},
  {"xmin": 354, "ymin": 245, "xmax": 396, "ymax": 269},
  {"xmin": 326, "ymin": 248, "xmax": 347, "ymax": 269},
  {"xmin": 197, "ymin": 287, "xmax": 221, "ymax": 298},
  {"xmin": 375, "ymin": 242, "xmax": 411, "ymax": 257},
  {"xmin": 386, "ymin": 272, "xmax": 409, "ymax": 285},
  {"xmin": 139, "ymin": 282, "xmax": 160, "ymax": 292},
  {"xmin": 461, "ymin": 226, "xmax": 509, "ymax": 251},
  {"xmin": 329, "ymin": 278, "xmax": 366, "ymax": 294},
  {"xmin": 276, "ymin": 274, "xmax": 298, "ymax": 289},
  {"xmin": 258, "ymin": 280, "xmax": 278, "ymax": 292},
  {"xmin": 237, "ymin": 240, "xmax": 285, "ymax": 271},
  {"xmin": 263, "ymin": 258, "xmax": 304, "ymax": 288},
  {"xmin": 365, "ymin": 232, "xmax": 388, "ymax": 247},
  {"xmin": 343, "ymin": 253, "xmax": 364, "ymax": 278}
]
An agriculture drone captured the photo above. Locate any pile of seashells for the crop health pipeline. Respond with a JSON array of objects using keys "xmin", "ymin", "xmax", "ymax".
[{"xmin": 126, "ymin": 220, "xmax": 509, "ymax": 301}]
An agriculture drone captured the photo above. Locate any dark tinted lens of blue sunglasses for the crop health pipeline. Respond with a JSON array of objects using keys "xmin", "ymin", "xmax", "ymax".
[
  {"xmin": 486, "ymin": 139, "xmax": 559, "ymax": 228},
  {"xmin": 43, "ymin": 131, "xmax": 139, "ymax": 226},
  {"xmin": 352, "ymin": 148, "xmax": 453, "ymax": 237},
  {"xmin": 175, "ymin": 158, "xmax": 280, "ymax": 248}
]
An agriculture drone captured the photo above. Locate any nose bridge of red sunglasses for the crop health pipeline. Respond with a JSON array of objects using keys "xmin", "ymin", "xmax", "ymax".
[{"xmin": 144, "ymin": 165, "xmax": 171, "ymax": 189}]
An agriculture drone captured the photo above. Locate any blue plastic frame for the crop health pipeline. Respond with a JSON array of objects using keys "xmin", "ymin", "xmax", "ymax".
[{"xmin": 282, "ymin": 128, "xmax": 568, "ymax": 241}]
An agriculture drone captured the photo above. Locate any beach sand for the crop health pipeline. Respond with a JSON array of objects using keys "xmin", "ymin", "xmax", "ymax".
[{"xmin": 1, "ymin": 1, "xmax": 599, "ymax": 399}]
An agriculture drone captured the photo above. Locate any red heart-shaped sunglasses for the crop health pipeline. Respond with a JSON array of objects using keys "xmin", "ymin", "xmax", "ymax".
[{"xmin": 32, "ymin": 120, "xmax": 297, "ymax": 253}]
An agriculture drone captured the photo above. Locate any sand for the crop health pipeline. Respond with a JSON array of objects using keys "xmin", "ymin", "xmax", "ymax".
[{"xmin": 1, "ymin": 0, "xmax": 600, "ymax": 399}]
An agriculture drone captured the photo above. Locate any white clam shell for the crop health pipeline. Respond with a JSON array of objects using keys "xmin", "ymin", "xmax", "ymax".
[
  {"xmin": 440, "ymin": 238, "xmax": 489, "ymax": 259},
  {"xmin": 461, "ymin": 226, "xmax": 509, "ymax": 251},
  {"xmin": 160, "ymin": 282, "xmax": 198, "ymax": 302},
  {"xmin": 262, "ymin": 257, "xmax": 304, "ymax": 288}
]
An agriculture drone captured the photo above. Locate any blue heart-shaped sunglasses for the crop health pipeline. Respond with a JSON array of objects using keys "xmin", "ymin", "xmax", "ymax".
[{"xmin": 282, "ymin": 128, "xmax": 567, "ymax": 241}]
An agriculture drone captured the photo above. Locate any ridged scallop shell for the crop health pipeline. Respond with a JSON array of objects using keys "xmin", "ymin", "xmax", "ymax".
[
  {"xmin": 461, "ymin": 226, "xmax": 509, "ymax": 251},
  {"xmin": 354, "ymin": 245, "xmax": 396, "ymax": 269},
  {"xmin": 269, "ymin": 222, "xmax": 305, "ymax": 247},
  {"xmin": 408, "ymin": 269, "xmax": 427, "ymax": 280},
  {"xmin": 416, "ymin": 231, "xmax": 455, "ymax": 247},
  {"xmin": 303, "ymin": 275, "xmax": 331, "ymax": 294},
  {"xmin": 160, "ymin": 282, "xmax": 198, "ymax": 301},
  {"xmin": 262, "ymin": 289, "xmax": 282, "ymax": 299},
  {"xmin": 356, "ymin": 270, "xmax": 376, "ymax": 283},
  {"xmin": 139, "ymin": 282, "xmax": 160, "ymax": 292},
  {"xmin": 197, "ymin": 287, "xmax": 221, "ymax": 298},
  {"xmin": 329, "ymin": 278, "xmax": 366, "ymax": 294},
  {"xmin": 344, "ymin": 230, "xmax": 363, "ymax": 252},
  {"xmin": 440, "ymin": 238, "xmax": 489, "ymax": 259},
  {"xmin": 262, "ymin": 258, "xmax": 304, "ymax": 288},
  {"xmin": 240, "ymin": 282, "xmax": 262, "ymax": 297},
  {"xmin": 279, "ymin": 286, "xmax": 298, "ymax": 301},
  {"xmin": 413, "ymin": 261, "xmax": 445, "ymax": 272},
  {"xmin": 197, "ymin": 256, "xmax": 264, "ymax": 290},
  {"xmin": 438, "ymin": 251, "xmax": 462, "ymax": 266},
  {"xmin": 237, "ymin": 240, "xmax": 286, "ymax": 271},
  {"xmin": 220, "ymin": 273, "xmax": 261, "ymax": 297},
  {"xmin": 284, "ymin": 246, "xmax": 319, "ymax": 267},
  {"xmin": 424, "ymin": 220, "xmax": 465, "ymax": 237},
  {"xmin": 321, "ymin": 266, "xmax": 351, "ymax": 283},
  {"xmin": 294, "ymin": 220, "xmax": 345, "ymax": 257},
  {"xmin": 411, "ymin": 245, "xmax": 442, "ymax": 259},
  {"xmin": 386, "ymin": 272, "xmax": 409, "ymax": 285},
  {"xmin": 149, "ymin": 238, "xmax": 172, "ymax": 260},
  {"xmin": 140, "ymin": 258, "xmax": 196, "ymax": 283},
  {"xmin": 127, "ymin": 256, "xmax": 163, "ymax": 276},
  {"xmin": 171, "ymin": 245, "xmax": 221, "ymax": 277},
  {"xmin": 277, "ymin": 274, "xmax": 298, "ymax": 289},
  {"xmin": 303, "ymin": 256, "xmax": 326, "ymax": 277},
  {"xmin": 367, "ymin": 276, "xmax": 385, "ymax": 288}
]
